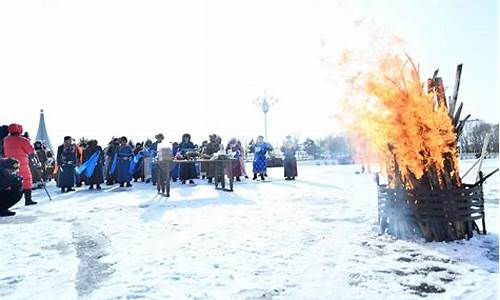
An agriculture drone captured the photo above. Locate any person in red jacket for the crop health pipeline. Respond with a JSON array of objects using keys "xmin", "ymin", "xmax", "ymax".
[{"xmin": 2, "ymin": 123, "xmax": 37, "ymax": 205}]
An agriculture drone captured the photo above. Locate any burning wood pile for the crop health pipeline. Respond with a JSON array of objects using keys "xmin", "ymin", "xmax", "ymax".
[{"xmin": 342, "ymin": 54, "xmax": 497, "ymax": 242}]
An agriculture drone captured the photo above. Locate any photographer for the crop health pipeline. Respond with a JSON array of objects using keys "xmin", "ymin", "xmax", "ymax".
[
  {"xmin": 3, "ymin": 124, "xmax": 37, "ymax": 205},
  {"xmin": 0, "ymin": 158, "xmax": 24, "ymax": 217}
]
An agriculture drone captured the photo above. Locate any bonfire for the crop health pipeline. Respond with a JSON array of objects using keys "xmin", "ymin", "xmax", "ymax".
[{"xmin": 343, "ymin": 54, "xmax": 497, "ymax": 241}]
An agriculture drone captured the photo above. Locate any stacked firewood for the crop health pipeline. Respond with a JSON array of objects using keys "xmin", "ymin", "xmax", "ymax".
[{"xmin": 383, "ymin": 64, "xmax": 469, "ymax": 241}]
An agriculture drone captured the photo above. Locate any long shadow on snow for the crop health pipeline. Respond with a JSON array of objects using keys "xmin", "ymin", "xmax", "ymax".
[{"xmin": 139, "ymin": 192, "xmax": 254, "ymax": 222}]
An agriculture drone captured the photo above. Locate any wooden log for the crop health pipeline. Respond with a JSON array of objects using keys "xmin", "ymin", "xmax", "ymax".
[
  {"xmin": 456, "ymin": 114, "xmax": 471, "ymax": 137},
  {"xmin": 452, "ymin": 102, "xmax": 463, "ymax": 127},
  {"xmin": 449, "ymin": 64, "xmax": 463, "ymax": 118},
  {"xmin": 434, "ymin": 77, "xmax": 447, "ymax": 108}
]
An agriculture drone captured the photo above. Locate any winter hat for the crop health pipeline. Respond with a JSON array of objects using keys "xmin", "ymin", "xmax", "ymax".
[
  {"xmin": 155, "ymin": 133, "xmax": 164, "ymax": 141},
  {"xmin": 8, "ymin": 123, "xmax": 23, "ymax": 135},
  {"xmin": 0, "ymin": 157, "xmax": 19, "ymax": 171},
  {"xmin": 182, "ymin": 133, "xmax": 191, "ymax": 141},
  {"xmin": 120, "ymin": 136, "xmax": 128, "ymax": 143}
]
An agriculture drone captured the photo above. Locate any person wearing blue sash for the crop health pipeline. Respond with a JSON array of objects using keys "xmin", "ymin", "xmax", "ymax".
[
  {"xmin": 56, "ymin": 136, "xmax": 77, "ymax": 193},
  {"xmin": 170, "ymin": 142, "xmax": 180, "ymax": 182},
  {"xmin": 252, "ymin": 135, "xmax": 270, "ymax": 181},
  {"xmin": 132, "ymin": 142, "xmax": 145, "ymax": 182},
  {"xmin": 115, "ymin": 136, "xmax": 133, "ymax": 187},
  {"xmin": 83, "ymin": 139, "xmax": 104, "ymax": 190},
  {"xmin": 105, "ymin": 138, "xmax": 119, "ymax": 185}
]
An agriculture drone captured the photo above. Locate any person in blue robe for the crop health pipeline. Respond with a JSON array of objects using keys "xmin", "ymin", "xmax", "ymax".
[
  {"xmin": 83, "ymin": 139, "xmax": 104, "ymax": 189},
  {"xmin": 252, "ymin": 135, "xmax": 270, "ymax": 181},
  {"xmin": 179, "ymin": 133, "xmax": 197, "ymax": 184},
  {"xmin": 115, "ymin": 136, "xmax": 133, "ymax": 187},
  {"xmin": 132, "ymin": 142, "xmax": 145, "ymax": 182},
  {"xmin": 56, "ymin": 136, "xmax": 77, "ymax": 193},
  {"xmin": 105, "ymin": 138, "xmax": 119, "ymax": 185},
  {"xmin": 170, "ymin": 142, "xmax": 180, "ymax": 182}
]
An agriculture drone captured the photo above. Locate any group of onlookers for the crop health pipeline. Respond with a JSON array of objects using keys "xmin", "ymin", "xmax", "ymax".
[{"xmin": 1, "ymin": 123, "xmax": 299, "ymax": 217}]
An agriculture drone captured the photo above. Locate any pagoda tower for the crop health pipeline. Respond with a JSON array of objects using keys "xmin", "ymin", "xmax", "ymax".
[{"xmin": 35, "ymin": 109, "xmax": 53, "ymax": 151}]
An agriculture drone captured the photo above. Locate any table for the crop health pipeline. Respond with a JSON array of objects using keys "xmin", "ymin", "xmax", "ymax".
[{"xmin": 155, "ymin": 159, "xmax": 237, "ymax": 197}]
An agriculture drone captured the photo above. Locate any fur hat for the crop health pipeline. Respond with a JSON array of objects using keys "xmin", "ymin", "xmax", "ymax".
[
  {"xmin": 8, "ymin": 124, "xmax": 23, "ymax": 135},
  {"xmin": 0, "ymin": 157, "xmax": 19, "ymax": 171},
  {"xmin": 155, "ymin": 133, "xmax": 164, "ymax": 141},
  {"xmin": 182, "ymin": 133, "xmax": 191, "ymax": 141}
]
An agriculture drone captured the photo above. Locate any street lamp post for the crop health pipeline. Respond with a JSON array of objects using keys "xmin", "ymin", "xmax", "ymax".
[{"xmin": 254, "ymin": 94, "xmax": 277, "ymax": 142}]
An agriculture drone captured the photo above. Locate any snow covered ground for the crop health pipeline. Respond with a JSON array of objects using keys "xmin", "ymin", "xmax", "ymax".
[{"xmin": 0, "ymin": 159, "xmax": 498, "ymax": 300}]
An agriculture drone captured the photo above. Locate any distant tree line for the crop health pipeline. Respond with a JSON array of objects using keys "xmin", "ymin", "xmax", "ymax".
[
  {"xmin": 302, "ymin": 136, "xmax": 352, "ymax": 160},
  {"xmin": 460, "ymin": 121, "xmax": 499, "ymax": 154}
]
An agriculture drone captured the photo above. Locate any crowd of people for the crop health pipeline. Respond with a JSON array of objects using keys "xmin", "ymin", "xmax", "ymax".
[{"xmin": 0, "ymin": 123, "xmax": 299, "ymax": 217}]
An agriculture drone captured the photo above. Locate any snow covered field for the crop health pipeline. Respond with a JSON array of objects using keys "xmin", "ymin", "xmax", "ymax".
[{"xmin": 0, "ymin": 159, "xmax": 498, "ymax": 300}]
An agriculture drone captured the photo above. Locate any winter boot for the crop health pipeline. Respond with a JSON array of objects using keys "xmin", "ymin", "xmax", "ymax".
[
  {"xmin": 236, "ymin": 176, "xmax": 241, "ymax": 182},
  {"xmin": 252, "ymin": 173, "xmax": 258, "ymax": 180},
  {"xmin": 0, "ymin": 210, "xmax": 16, "ymax": 217},
  {"xmin": 89, "ymin": 185, "xmax": 94, "ymax": 190},
  {"xmin": 119, "ymin": 182, "xmax": 124, "ymax": 187},
  {"xmin": 181, "ymin": 180, "xmax": 186, "ymax": 184},
  {"xmin": 189, "ymin": 180, "xmax": 195, "ymax": 184},
  {"xmin": 96, "ymin": 184, "xmax": 102, "ymax": 190},
  {"xmin": 24, "ymin": 189, "xmax": 37, "ymax": 206},
  {"xmin": 61, "ymin": 187, "xmax": 66, "ymax": 193},
  {"xmin": 208, "ymin": 177, "xmax": 213, "ymax": 184},
  {"xmin": 67, "ymin": 187, "xmax": 76, "ymax": 192},
  {"xmin": 260, "ymin": 174, "xmax": 265, "ymax": 181},
  {"xmin": 126, "ymin": 182, "xmax": 132, "ymax": 187}
]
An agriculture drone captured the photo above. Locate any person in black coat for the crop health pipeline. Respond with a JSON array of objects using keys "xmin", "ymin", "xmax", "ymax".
[
  {"xmin": 132, "ymin": 142, "xmax": 145, "ymax": 182},
  {"xmin": 179, "ymin": 133, "xmax": 197, "ymax": 184},
  {"xmin": 105, "ymin": 138, "xmax": 119, "ymax": 185},
  {"xmin": 0, "ymin": 125, "xmax": 9, "ymax": 157},
  {"xmin": 56, "ymin": 136, "xmax": 77, "ymax": 193},
  {"xmin": 83, "ymin": 139, "xmax": 104, "ymax": 190},
  {"xmin": 281, "ymin": 135, "xmax": 298, "ymax": 180},
  {"xmin": 0, "ymin": 158, "xmax": 24, "ymax": 217}
]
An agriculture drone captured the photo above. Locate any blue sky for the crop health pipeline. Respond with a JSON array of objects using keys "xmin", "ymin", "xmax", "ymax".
[{"xmin": 0, "ymin": 0, "xmax": 497, "ymax": 146}]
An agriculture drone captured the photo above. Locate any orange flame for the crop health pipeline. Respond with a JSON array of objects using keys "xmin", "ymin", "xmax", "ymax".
[{"xmin": 341, "ymin": 53, "xmax": 460, "ymax": 189}]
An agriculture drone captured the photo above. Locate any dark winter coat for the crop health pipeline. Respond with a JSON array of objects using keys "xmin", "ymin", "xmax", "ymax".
[
  {"xmin": 0, "ymin": 169, "xmax": 23, "ymax": 211},
  {"xmin": 281, "ymin": 145, "xmax": 298, "ymax": 178},
  {"xmin": 179, "ymin": 141, "xmax": 197, "ymax": 181},
  {"xmin": 56, "ymin": 144, "xmax": 77, "ymax": 188},
  {"xmin": 115, "ymin": 144, "xmax": 133, "ymax": 183},
  {"xmin": 83, "ymin": 145, "xmax": 104, "ymax": 185}
]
